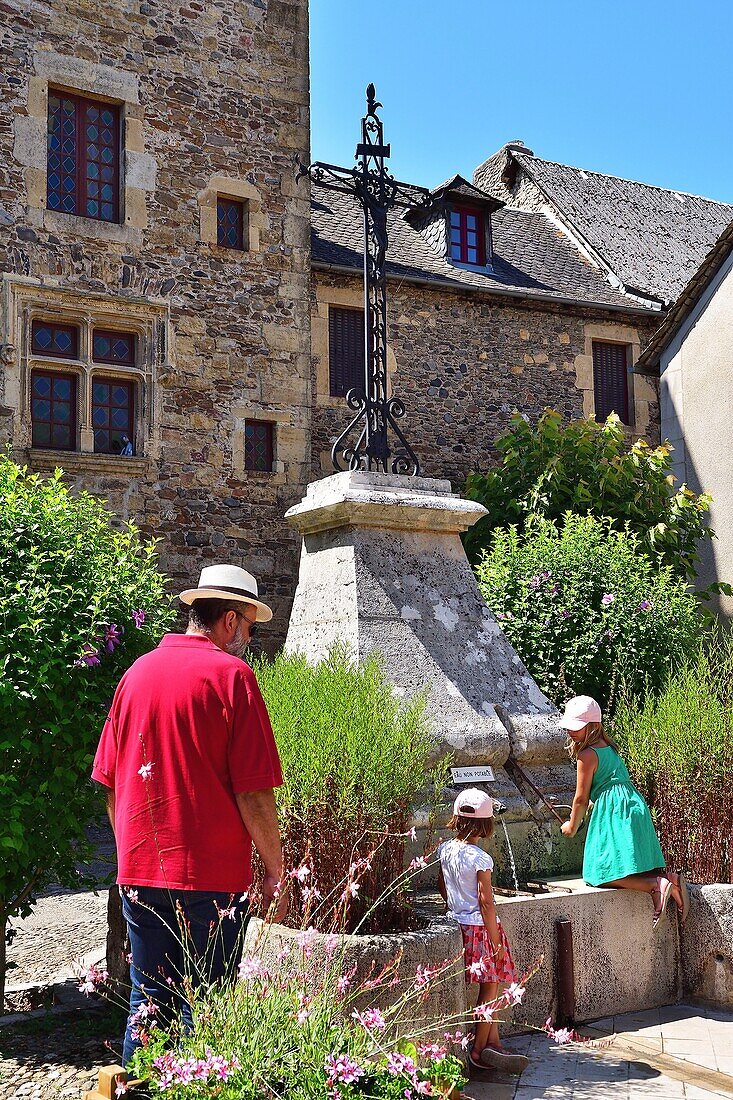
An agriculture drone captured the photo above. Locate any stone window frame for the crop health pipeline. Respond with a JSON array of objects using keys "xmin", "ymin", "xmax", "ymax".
[
  {"xmin": 313, "ymin": 284, "xmax": 397, "ymax": 410},
  {"xmin": 15, "ymin": 50, "xmax": 155, "ymax": 245},
  {"xmin": 575, "ymin": 322, "xmax": 656, "ymax": 439},
  {"xmin": 2, "ymin": 275, "xmax": 170, "ymax": 468},
  {"xmin": 199, "ymin": 177, "xmax": 265, "ymax": 254},
  {"xmin": 231, "ymin": 407, "xmax": 292, "ymax": 486}
]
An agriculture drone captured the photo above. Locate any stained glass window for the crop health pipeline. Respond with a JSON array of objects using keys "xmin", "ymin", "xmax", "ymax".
[
  {"xmin": 244, "ymin": 420, "xmax": 274, "ymax": 472},
  {"xmin": 31, "ymin": 320, "xmax": 79, "ymax": 359},
  {"xmin": 47, "ymin": 91, "xmax": 120, "ymax": 223},
  {"xmin": 31, "ymin": 371, "xmax": 76, "ymax": 450},
  {"xmin": 92, "ymin": 330, "xmax": 136, "ymax": 365},
  {"xmin": 92, "ymin": 377, "xmax": 134, "ymax": 454},
  {"xmin": 449, "ymin": 206, "xmax": 486, "ymax": 266},
  {"xmin": 217, "ymin": 197, "xmax": 246, "ymax": 250}
]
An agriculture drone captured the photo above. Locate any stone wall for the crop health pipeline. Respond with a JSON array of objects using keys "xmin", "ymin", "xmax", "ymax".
[
  {"xmin": 0, "ymin": 0, "xmax": 312, "ymax": 645},
  {"xmin": 311, "ymin": 271, "xmax": 660, "ymax": 487}
]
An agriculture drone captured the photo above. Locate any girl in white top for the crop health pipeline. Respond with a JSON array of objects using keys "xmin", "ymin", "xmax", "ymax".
[{"xmin": 438, "ymin": 788, "xmax": 527, "ymax": 1075}]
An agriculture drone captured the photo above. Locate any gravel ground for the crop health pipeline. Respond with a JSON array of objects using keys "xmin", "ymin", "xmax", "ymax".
[{"xmin": 0, "ymin": 1002, "xmax": 124, "ymax": 1100}]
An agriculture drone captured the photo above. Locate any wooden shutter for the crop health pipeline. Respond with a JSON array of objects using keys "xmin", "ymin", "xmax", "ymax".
[
  {"xmin": 592, "ymin": 341, "xmax": 630, "ymax": 424},
  {"xmin": 329, "ymin": 307, "xmax": 365, "ymax": 397}
]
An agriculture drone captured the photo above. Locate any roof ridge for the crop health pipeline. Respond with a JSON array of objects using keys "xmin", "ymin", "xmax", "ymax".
[{"xmin": 516, "ymin": 152, "xmax": 733, "ymax": 209}]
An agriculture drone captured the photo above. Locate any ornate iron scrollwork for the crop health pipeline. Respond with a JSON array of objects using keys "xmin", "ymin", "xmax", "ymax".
[{"xmin": 297, "ymin": 85, "xmax": 430, "ymax": 476}]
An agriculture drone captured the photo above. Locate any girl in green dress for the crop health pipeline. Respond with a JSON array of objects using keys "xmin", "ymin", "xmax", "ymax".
[{"xmin": 559, "ymin": 695, "xmax": 690, "ymax": 930}]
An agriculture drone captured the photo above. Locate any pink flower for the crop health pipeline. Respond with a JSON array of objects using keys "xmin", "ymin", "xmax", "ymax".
[
  {"xmin": 296, "ymin": 926, "xmax": 317, "ymax": 957},
  {"xmin": 416, "ymin": 1083, "xmax": 433, "ymax": 1095},
  {"xmin": 76, "ymin": 962, "xmax": 108, "ymax": 995},
  {"xmin": 131, "ymin": 609, "xmax": 146, "ymax": 628},
  {"xmin": 217, "ymin": 905, "xmax": 237, "ymax": 921},
  {"xmin": 336, "ymin": 974, "xmax": 351, "ymax": 995},
  {"xmin": 289, "ymin": 864, "xmax": 311, "ymax": 883},
  {"xmin": 505, "ymin": 981, "xmax": 525, "ymax": 1005},
  {"xmin": 352, "ymin": 1007, "xmax": 386, "ymax": 1030},
  {"xmin": 409, "ymin": 856, "xmax": 427, "ymax": 871},
  {"xmin": 417, "ymin": 1043, "xmax": 447, "ymax": 1060},
  {"xmin": 114, "ymin": 1079, "xmax": 128, "ymax": 1097},
  {"xmin": 474, "ymin": 1002, "xmax": 495, "ymax": 1020},
  {"xmin": 469, "ymin": 959, "xmax": 486, "ymax": 979},
  {"xmin": 341, "ymin": 881, "xmax": 359, "ymax": 901},
  {"xmin": 124, "ymin": 888, "xmax": 139, "ymax": 904},
  {"xmin": 414, "ymin": 964, "xmax": 435, "ymax": 987},
  {"xmin": 138, "ymin": 761, "xmax": 153, "ymax": 780},
  {"xmin": 325, "ymin": 1054, "xmax": 364, "ymax": 1086},
  {"xmin": 544, "ymin": 1016, "xmax": 578, "ymax": 1045},
  {"xmin": 385, "ymin": 1052, "xmax": 417, "ymax": 1077},
  {"xmin": 601, "ymin": 592, "xmax": 615, "ymax": 606},
  {"xmin": 238, "ymin": 955, "xmax": 268, "ymax": 981}
]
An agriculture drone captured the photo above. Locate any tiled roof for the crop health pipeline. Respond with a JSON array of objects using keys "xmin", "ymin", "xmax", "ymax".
[
  {"xmin": 636, "ymin": 219, "xmax": 733, "ymax": 372},
  {"xmin": 513, "ymin": 152, "xmax": 733, "ymax": 304},
  {"xmin": 311, "ymin": 181, "xmax": 655, "ymax": 313}
]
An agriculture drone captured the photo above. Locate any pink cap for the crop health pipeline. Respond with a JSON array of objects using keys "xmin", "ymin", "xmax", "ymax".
[
  {"xmin": 453, "ymin": 788, "xmax": 494, "ymax": 819},
  {"xmin": 559, "ymin": 695, "xmax": 602, "ymax": 731}
]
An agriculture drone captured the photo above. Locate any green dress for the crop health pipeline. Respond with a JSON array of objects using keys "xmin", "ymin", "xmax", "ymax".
[{"xmin": 582, "ymin": 745, "xmax": 665, "ymax": 887}]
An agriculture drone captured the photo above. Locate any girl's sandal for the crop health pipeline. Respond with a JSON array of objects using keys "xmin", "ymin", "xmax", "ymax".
[
  {"xmin": 652, "ymin": 875, "xmax": 673, "ymax": 930},
  {"xmin": 673, "ymin": 871, "xmax": 691, "ymax": 930}
]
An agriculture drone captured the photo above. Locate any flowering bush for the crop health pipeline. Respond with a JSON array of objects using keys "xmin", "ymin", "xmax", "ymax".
[
  {"xmin": 463, "ymin": 409, "xmax": 714, "ymax": 583},
  {"xmin": 0, "ymin": 455, "xmax": 174, "ymax": 1006},
  {"xmin": 255, "ymin": 649, "xmax": 447, "ymax": 932},
  {"xmin": 476, "ymin": 514, "xmax": 703, "ymax": 709}
]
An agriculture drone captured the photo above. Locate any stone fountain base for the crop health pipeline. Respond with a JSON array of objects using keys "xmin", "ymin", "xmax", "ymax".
[{"xmin": 284, "ymin": 471, "xmax": 578, "ymax": 878}]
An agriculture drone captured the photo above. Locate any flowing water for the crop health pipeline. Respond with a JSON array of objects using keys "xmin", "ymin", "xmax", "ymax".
[{"xmin": 500, "ymin": 817, "xmax": 520, "ymax": 893}]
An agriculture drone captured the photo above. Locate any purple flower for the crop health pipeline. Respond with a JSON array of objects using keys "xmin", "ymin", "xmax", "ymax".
[
  {"xmin": 529, "ymin": 575, "xmax": 542, "ymax": 589},
  {"xmin": 103, "ymin": 623, "xmax": 123, "ymax": 653},
  {"xmin": 131, "ymin": 609, "xmax": 146, "ymax": 629},
  {"xmin": 561, "ymin": 610, "xmax": 571, "ymax": 619},
  {"xmin": 601, "ymin": 593, "xmax": 615, "ymax": 606},
  {"xmin": 74, "ymin": 643, "xmax": 100, "ymax": 668},
  {"xmin": 638, "ymin": 600, "xmax": 652, "ymax": 611}
]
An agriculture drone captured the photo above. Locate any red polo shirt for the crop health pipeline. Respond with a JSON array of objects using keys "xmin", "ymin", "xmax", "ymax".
[{"xmin": 92, "ymin": 634, "xmax": 283, "ymax": 893}]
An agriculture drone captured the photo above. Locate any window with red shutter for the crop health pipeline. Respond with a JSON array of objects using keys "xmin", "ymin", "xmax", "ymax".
[
  {"xmin": 47, "ymin": 91, "xmax": 121, "ymax": 223},
  {"xmin": 449, "ymin": 206, "xmax": 486, "ymax": 266},
  {"xmin": 328, "ymin": 307, "xmax": 365, "ymax": 398},
  {"xmin": 592, "ymin": 341, "xmax": 631, "ymax": 424}
]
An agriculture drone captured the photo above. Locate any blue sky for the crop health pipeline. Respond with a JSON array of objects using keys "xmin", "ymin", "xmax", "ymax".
[{"xmin": 310, "ymin": 0, "xmax": 733, "ymax": 203}]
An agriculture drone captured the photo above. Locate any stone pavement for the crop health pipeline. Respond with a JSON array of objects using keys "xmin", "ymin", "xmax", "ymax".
[
  {"xmin": 465, "ymin": 1002, "xmax": 733, "ymax": 1099},
  {"xmin": 6, "ymin": 823, "xmax": 115, "ymax": 992}
]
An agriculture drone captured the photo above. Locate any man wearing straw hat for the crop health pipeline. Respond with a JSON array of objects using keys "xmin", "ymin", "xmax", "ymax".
[{"xmin": 92, "ymin": 564, "xmax": 284, "ymax": 1065}]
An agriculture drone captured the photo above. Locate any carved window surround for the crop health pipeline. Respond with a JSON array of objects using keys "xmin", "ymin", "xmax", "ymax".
[{"xmin": 1, "ymin": 274, "xmax": 171, "ymax": 461}]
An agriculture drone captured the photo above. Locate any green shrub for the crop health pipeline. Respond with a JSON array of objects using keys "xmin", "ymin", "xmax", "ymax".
[
  {"xmin": 0, "ymin": 456, "xmax": 174, "ymax": 1006},
  {"xmin": 475, "ymin": 514, "xmax": 703, "ymax": 710},
  {"xmin": 611, "ymin": 634, "xmax": 733, "ymax": 883},
  {"xmin": 255, "ymin": 648, "xmax": 445, "ymax": 931},
  {"xmin": 463, "ymin": 410, "xmax": 713, "ymax": 582}
]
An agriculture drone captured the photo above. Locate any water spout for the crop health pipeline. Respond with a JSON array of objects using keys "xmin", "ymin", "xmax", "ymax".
[{"xmin": 500, "ymin": 817, "xmax": 520, "ymax": 894}]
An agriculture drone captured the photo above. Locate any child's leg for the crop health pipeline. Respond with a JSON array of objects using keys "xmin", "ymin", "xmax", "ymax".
[{"xmin": 472, "ymin": 981, "xmax": 499, "ymax": 1058}]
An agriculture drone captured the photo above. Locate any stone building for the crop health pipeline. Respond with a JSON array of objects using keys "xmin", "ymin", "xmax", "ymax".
[
  {"xmin": 0, "ymin": 0, "xmax": 311, "ymax": 633},
  {"xmin": 312, "ymin": 145, "xmax": 733, "ymax": 487},
  {"xmin": 3, "ymin": 0, "xmax": 733, "ymax": 643}
]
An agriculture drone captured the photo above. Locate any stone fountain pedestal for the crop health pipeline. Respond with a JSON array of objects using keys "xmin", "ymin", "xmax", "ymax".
[{"xmin": 284, "ymin": 471, "xmax": 581, "ymax": 879}]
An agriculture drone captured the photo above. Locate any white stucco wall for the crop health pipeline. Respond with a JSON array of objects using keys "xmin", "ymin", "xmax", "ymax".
[{"xmin": 660, "ymin": 248, "xmax": 733, "ymax": 611}]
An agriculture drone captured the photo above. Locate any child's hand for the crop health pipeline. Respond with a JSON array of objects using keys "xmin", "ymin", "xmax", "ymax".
[{"xmin": 561, "ymin": 821, "xmax": 575, "ymax": 838}]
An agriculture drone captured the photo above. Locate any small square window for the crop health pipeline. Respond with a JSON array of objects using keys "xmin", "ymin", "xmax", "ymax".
[
  {"xmin": 217, "ymin": 197, "xmax": 246, "ymax": 250},
  {"xmin": 92, "ymin": 376, "xmax": 135, "ymax": 453},
  {"xmin": 31, "ymin": 369, "xmax": 77, "ymax": 450},
  {"xmin": 31, "ymin": 319, "xmax": 79, "ymax": 359},
  {"xmin": 244, "ymin": 419, "xmax": 274, "ymax": 472},
  {"xmin": 93, "ymin": 329, "xmax": 136, "ymax": 366}
]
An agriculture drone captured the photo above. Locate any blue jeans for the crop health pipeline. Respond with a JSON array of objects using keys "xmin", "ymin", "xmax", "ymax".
[{"xmin": 121, "ymin": 886, "xmax": 249, "ymax": 1067}]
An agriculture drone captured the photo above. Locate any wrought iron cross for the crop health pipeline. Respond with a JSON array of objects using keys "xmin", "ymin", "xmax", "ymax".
[{"xmin": 298, "ymin": 84, "xmax": 430, "ymax": 476}]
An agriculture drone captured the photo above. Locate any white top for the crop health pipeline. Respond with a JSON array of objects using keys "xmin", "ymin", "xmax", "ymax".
[{"xmin": 438, "ymin": 838, "xmax": 494, "ymax": 925}]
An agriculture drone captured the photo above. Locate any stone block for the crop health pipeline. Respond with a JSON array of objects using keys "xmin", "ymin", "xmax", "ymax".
[{"xmin": 680, "ymin": 885, "xmax": 733, "ymax": 1006}]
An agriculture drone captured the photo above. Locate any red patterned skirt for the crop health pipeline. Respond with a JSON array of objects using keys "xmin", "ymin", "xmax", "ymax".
[{"xmin": 460, "ymin": 922, "xmax": 518, "ymax": 984}]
